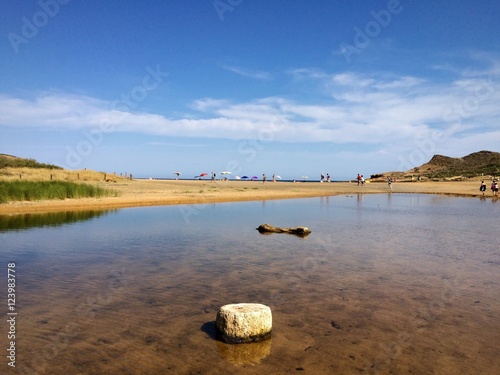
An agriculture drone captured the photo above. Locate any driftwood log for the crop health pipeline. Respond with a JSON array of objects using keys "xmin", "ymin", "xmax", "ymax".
[{"xmin": 256, "ymin": 223, "xmax": 311, "ymax": 237}]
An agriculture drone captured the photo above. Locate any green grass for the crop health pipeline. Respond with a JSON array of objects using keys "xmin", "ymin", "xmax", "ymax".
[
  {"xmin": 0, "ymin": 155, "xmax": 62, "ymax": 169},
  {"xmin": 0, "ymin": 181, "xmax": 116, "ymax": 204}
]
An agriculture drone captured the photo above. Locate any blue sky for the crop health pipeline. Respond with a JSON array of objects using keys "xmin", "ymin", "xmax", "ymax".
[{"xmin": 1, "ymin": 0, "xmax": 499, "ymax": 180}]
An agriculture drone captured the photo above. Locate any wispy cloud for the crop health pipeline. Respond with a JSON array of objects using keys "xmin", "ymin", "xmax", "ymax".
[
  {"xmin": 220, "ymin": 64, "xmax": 272, "ymax": 80},
  {"xmin": 286, "ymin": 68, "xmax": 328, "ymax": 80}
]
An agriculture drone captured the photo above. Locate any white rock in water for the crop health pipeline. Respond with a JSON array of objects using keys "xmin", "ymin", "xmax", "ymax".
[{"xmin": 216, "ymin": 303, "xmax": 272, "ymax": 344}]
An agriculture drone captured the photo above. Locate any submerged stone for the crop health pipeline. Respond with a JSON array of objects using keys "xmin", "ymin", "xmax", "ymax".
[{"xmin": 256, "ymin": 223, "xmax": 311, "ymax": 237}]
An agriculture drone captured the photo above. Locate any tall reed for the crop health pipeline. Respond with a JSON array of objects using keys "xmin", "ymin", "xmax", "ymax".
[{"xmin": 0, "ymin": 181, "xmax": 117, "ymax": 203}]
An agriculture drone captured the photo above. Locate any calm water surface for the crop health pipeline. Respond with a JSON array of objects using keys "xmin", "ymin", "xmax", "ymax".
[{"xmin": 0, "ymin": 194, "xmax": 498, "ymax": 374}]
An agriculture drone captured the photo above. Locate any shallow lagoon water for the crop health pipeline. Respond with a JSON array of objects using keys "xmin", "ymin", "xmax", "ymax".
[{"xmin": 0, "ymin": 194, "xmax": 499, "ymax": 374}]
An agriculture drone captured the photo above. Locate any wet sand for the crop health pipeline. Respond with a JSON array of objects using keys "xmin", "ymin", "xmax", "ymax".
[{"xmin": 0, "ymin": 178, "xmax": 494, "ymax": 214}]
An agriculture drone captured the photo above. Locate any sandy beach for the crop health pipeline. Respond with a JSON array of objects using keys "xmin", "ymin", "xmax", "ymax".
[{"xmin": 0, "ymin": 178, "xmax": 494, "ymax": 215}]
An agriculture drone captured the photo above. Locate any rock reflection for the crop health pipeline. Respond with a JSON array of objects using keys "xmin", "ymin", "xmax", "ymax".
[
  {"xmin": 201, "ymin": 321, "xmax": 272, "ymax": 365},
  {"xmin": 215, "ymin": 338, "xmax": 272, "ymax": 366}
]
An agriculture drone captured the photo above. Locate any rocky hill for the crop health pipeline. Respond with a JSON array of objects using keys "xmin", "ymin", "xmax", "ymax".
[
  {"xmin": 409, "ymin": 150, "xmax": 500, "ymax": 178},
  {"xmin": 372, "ymin": 150, "xmax": 500, "ymax": 181}
]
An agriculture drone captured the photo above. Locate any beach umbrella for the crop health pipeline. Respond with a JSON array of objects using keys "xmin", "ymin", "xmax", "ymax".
[
  {"xmin": 220, "ymin": 171, "xmax": 231, "ymax": 175},
  {"xmin": 251, "ymin": 176, "xmax": 259, "ymax": 180},
  {"xmin": 241, "ymin": 175, "xmax": 249, "ymax": 180},
  {"xmin": 275, "ymin": 175, "xmax": 282, "ymax": 180}
]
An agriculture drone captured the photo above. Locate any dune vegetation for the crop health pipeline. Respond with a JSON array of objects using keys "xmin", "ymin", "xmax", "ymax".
[
  {"xmin": 0, "ymin": 180, "xmax": 117, "ymax": 204},
  {"xmin": 0, "ymin": 153, "xmax": 62, "ymax": 170}
]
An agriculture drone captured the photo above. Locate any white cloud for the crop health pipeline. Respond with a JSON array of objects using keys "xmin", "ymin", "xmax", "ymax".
[
  {"xmin": 331, "ymin": 72, "xmax": 375, "ymax": 87},
  {"xmin": 1, "ymin": 65, "xmax": 499, "ymax": 152},
  {"xmin": 191, "ymin": 98, "xmax": 230, "ymax": 112}
]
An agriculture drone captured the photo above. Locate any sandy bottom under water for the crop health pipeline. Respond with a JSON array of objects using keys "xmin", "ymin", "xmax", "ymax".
[{"xmin": 4, "ymin": 196, "xmax": 499, "ymax": 374}]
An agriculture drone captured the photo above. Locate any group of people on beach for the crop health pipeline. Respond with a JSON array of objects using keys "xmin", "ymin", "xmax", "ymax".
[
  {"xmin": 356, "ymin": 174, "xmax": 365, "ymax": 186},
  {"xmin": 481, "ymin": 179, "xmax": 499, "ymax": 196},
  {"xmin": 356, "ymin": 173, "xmax": 392, "ymax": 189},
  {"xmin": 208, "ymin": 173, "xmax": 280, "ymax": 182},
  {"xmin": 320, "ymin": 173, "xmax": 331, "ymax": 182}
]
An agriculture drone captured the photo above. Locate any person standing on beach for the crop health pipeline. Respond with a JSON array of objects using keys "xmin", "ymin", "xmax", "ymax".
[
  {"xmin": 360, "ymin": 175, "xmax": 365, "ymax": 186},
  {"xmin": 357, "ymin": 173, "xmax": 361, "ymax": 186},
  {"xmin": 211, "ymin": 172, "xmax": 216, "ymax": 182},
  {"xmin": 262, "ymin": 174, "xmax": 267, "ymax": 183},
  {"xmin": 326, "ymin": 173, "xmax": 330, "ymax": 182},
  {"xmin": 480, "ymin": 181, "xmax": 487, "ymax": 195},
  {"xmin": 388, "ymin": 176, "xmax": 393, "ymax": 189},
  {"xmin": 320, "ymin": 172, "xmax": 324, "ymax": 182},
  {"xmin": 492, "ymin": 180, "xmax": 499, "ymax": 197}
]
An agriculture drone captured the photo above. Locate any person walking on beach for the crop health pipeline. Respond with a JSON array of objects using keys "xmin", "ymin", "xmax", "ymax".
[
  {"xmin": 492, "ymin": 180, "xmax": 499, "ymax": 197},
  {"xmin": 262, "ymin": 174, "xmax": 267, "ymax": 183},
  {"xmin": 320, "ymin": 172, "xmax": 325, "ymax": 183},
  {"xmin": 326, "ymin": 173, "xmax": 330, "ymax": 182},
  {"xmin": 360, "ymin": 175, "xmax": 365, "ymax": 186},
  {"xmin": 357, "ymin": 173, "xmax": 361, "ymax": 186},
  {"xmin": 211, "ymin": 172, "xmax": 216, "ymax": 182},
  {"xmin": 387, "ymin": 176, "xmax": 393, "ymax": 189},
  {"xmin": 480, "ymin": 181, "xmax": 487, "ymax": 195}
]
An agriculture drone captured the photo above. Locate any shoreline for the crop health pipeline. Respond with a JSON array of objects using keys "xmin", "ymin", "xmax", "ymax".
[{"xmin": 0, "ymin": 179, "xmax": 495, "ymax": 215}]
